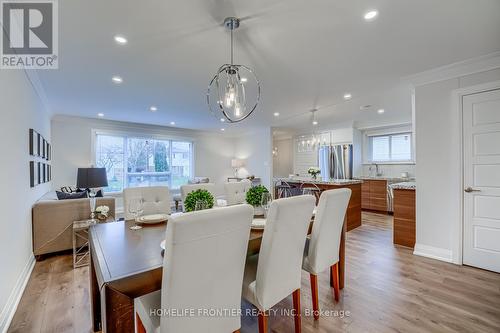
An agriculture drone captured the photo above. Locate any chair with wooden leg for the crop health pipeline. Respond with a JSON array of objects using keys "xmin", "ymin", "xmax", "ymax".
[
  {"xmin": 134, "ymin": 204, "xmax": 254, "ymax": 332},
  {"xmin": 302, "ymin": 188, "xmax": 351, "ymax": 320},
  {"xmin": 241, "ymin": 195, "xmax": 316, "ymax": 333}
]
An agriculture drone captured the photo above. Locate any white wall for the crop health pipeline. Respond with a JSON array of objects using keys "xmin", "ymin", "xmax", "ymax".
[
  {"xmin": 272, "ymin": 138, "xmax": 293, "ymax": 177},
  {"xmin": 0, "ymin": 70, "xmax": 51, "ymax": 331},
  {"xmin": 234, "ymin": 128, "xmax": 273, "ymax": 189},
  {"xmin": 51, "ymin": 116, "xmax": 236, "ymax": 208},
  {"xmin": 414, "ymin": 67, "xmax": 500, "ymax": 262}
]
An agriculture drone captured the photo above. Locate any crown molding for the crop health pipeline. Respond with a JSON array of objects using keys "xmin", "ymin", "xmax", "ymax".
[{"xmin": 403, "ymin": 51, "xmax": 500, "ymax": 87}]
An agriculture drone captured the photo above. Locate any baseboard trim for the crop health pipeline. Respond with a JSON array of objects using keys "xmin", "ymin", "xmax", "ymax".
[
  {"xmin": 0, "ymin": 254, "xmax": 35, "ymax": 333},
  {"xmin": 413, "ymin": 244, "xmax": 454, "ymax": 263}
]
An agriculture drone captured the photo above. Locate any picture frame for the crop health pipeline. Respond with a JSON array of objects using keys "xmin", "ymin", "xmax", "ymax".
[
  {"xmin": 42, "ymin": 139, "xmax": 46, "ymax": 159},
  {"xmin": 37, "ymin": 133, "xmax": 42, "ymax": 157},
  {"xmin": 30, "ymin": 161, "xmax": 36, "ymax": 187},
  {"xmin": 47, "ymin": 142, "xmax": 51, "ymax": 161},
  {"xmin": 37, "ymin": 162, "xmax": 42, "ymax": 185},
  {"xmin": 29, "ymin": 129, "xmax": 37, "ymax": 156}
]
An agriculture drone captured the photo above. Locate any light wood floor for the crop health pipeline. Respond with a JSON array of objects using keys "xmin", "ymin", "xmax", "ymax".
[{"xmin": 8, "ymin": 212, "xmax": 500, "ymax": 333}]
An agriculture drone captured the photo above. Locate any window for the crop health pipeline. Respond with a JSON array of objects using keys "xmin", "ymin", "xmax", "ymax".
[
  {"xmin": 95, "ymin": 133, "xmax": 193, "ymax": 193},
  {"xmin": 370, "ymin": 133, "xmax": 412, "ymax": 162}
]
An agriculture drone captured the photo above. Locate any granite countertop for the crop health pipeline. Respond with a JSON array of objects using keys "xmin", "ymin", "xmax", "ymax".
[
  {"xmin": 355, "ymin": 176, "xmax": 416, "ymax": 182},
  {"xmin": 274, "ymin": 177, "xmax": 363, "ymax": 186},
  {"xmin": 389, "ymin": 181, "xmax": 416, "ymax": 190}
]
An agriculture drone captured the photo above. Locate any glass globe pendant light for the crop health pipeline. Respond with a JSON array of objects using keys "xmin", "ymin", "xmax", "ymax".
[{"xmin": 207, "ymin": 17, "xmax": 261, "ymax": 123}]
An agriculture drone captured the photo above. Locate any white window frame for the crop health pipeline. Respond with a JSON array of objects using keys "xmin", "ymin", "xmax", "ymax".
[
  {"xmin": 368, "ymin": 132, "xmax": 413, "ymax": 163},
  {"xmin": 91, "ymin": 129, "xmax": 195, "ymax": 194},
  {"xmin": 362, "ymin": 125, "xmax": 415, "ymax": 164}
]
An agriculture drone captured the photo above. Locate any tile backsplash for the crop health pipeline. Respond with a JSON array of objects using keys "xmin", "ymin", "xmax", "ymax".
[{"xmin": 361, "ymin": 164, "xmax": 416, "ymax": 179}]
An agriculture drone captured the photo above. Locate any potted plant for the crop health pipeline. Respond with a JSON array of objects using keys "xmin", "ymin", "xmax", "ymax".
[
  {"xmin": 246, "ymin": 185, "xmax": 269, "ymax": 216},
  {"xmin": 184, "ymin": 189, "xmax": 215, "ymax": 212},
  {"xmin": 308, "ymin": 167, "xmax": 321, "ymax": 180}
]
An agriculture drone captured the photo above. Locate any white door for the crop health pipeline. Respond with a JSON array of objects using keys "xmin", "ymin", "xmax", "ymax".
[{"xmin": 463, "ymin": 88, "xmax": 500, "ymax": 273}]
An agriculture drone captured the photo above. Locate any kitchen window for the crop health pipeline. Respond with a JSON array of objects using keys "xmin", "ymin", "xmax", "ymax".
[
  {"xmin": 94, "ymin": 133, "xmax": 193, "ymax": 193},
  {"xmin": 369, "ymin": 133, "xmax": 412, "ymax": 162}
]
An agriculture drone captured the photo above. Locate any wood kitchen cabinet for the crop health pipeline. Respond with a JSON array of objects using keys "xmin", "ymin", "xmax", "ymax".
[
  {"xmin": 361, "ymin": 179, "xmax": 388, "ymax": 212},
  {"xmin": 393, "ymin": 188, "xmax": 416, "ymax": 248}
]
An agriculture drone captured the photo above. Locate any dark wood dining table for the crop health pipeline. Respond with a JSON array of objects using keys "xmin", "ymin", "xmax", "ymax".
[{"xmin": 89, "ymin": 217, "xmax": 346, "ymax": 333}]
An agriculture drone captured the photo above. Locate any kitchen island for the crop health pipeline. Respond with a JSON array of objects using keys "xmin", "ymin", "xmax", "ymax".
[
  {"xmin": 274, "ymin": 177, "xmax": 363, "ymax": 231},
  {"xmin": 390, "ymin": 182, "xmax": 416, "ymax": 248}
]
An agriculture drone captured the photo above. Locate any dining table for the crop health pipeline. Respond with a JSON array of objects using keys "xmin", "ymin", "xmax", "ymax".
[{"xmin": 89, "ymin": 215, "xmax": 346, "ymax": 333}]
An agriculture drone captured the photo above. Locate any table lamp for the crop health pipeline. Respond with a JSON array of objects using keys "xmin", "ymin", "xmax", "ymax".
[
  {"xmin": 231, "ymin": 159, "xmax": 245, "ymax": 177},
  {"xmin": 77, "ymin": 168, "xmax": 108, "ymax": 222}
]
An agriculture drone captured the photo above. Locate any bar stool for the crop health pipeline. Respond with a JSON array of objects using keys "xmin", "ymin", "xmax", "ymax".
[
  {"xmin": 301, "ymin": 183, "xmax": 322, "ymax": 203},
  {"xmin": 276, "ymin": 180, "xmax": 294, "ymax": 198}
]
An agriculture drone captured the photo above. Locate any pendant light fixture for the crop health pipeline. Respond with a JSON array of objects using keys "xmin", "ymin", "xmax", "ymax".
[{"xmin": 207, "ymin": 17, "xmax": 261, "ymax": 123}]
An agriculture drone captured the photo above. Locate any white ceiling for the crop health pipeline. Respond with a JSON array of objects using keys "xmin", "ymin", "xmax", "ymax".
[{"xmin": 36, "ymin": 0, "xmax": 500, "ymax": 134}]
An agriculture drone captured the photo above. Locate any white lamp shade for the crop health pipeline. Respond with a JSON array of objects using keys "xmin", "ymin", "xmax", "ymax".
[{"xmin": 231, "ymin": 159, "xmax": 245, "ymax": 168}]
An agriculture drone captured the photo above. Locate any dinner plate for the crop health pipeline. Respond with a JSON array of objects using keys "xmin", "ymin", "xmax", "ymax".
[
  {"xmin": 160, "ymin": 240, "xmax": 166, "ymax": 250},
  {"xmin": 251, "ymin": 218, "xmax": 266, "ymax": 230},
  {"xmin": 136, "ymin": 214, "xmax": 169, "ymax": 224}
]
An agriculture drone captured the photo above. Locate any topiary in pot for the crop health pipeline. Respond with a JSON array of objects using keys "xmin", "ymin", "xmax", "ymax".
[
  {"xmin": 184, "ymin": 189, "xmax": 214, "ymax": 212},
  {"xmin": 245, "ymin": 185, "xmax": 269, "ymax": 207}
]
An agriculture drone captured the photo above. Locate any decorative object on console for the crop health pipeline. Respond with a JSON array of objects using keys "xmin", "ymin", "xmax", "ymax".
[
  {"xmin": 207, "ymin": 17, "xmax": 261, "ymax": 123},
  {"xmin": 308, "ymin": 166, "xmax": 321, "ymax": 180},
  {"xmin": 95, "ymin": 205, "xmax": 110, "ymax": 221},
  {"xmin": 231, "ymin": 159, "xmax": 245, "ymax": 177},
  {"xmin": 76, "ymin": 167, "xmax": 108, "ymax": 221},
  {"xmin": 184, "ymin": 189, "xmax": 215, "ymax": 212}
]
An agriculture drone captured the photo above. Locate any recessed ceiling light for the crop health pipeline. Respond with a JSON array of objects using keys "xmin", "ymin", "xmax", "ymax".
[
  {"xmin": 220, "ymin": 118, "xmax": 225, "ymax": 122},
  {"xmin": 377, "ymin": 108, "xmax": 385, "ymax": 114},
  {"xmin": 220, "ymin": 128, "xmax": 225, "ymax": 131},
  {"xmin": 150, "ymin": 106, "xmax": 157, "ymax": 112},
  {"xmin": 312, "ymin": 120, "xmax": 318, "ymax": 125},
  {"xmin": 170, "ymin": 121, "xmax": 176, "ymax": 125},
  {"xmin": 240, "ymin": 77, "xmax": 247, "ymax": 82},
  {"xmin": 273, "ymin": 112, "xmax": 280, "ymax": 117},
  {"xmin": 97, "ymin": 113, "xmax": 104, "ymax": 117},
  {"xmin": 343, "ymin": 93, "xmax": 352, "ymax": 100},
  {"xmin": 114, "ymin": 35, "xmax": 128, "ymax": 45},
  {"xmin": 112, "ymin": 76, "xmax": 123, "ymax": 84},
  {"xmin": 364, "ymin": 10, "xmax": 378, "ymax": 21}
]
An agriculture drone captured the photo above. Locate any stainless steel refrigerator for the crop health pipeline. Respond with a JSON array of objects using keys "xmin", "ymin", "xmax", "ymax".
[{"xmin": 318, "ymin": 144, "xmax": 353, "ymax": 180}]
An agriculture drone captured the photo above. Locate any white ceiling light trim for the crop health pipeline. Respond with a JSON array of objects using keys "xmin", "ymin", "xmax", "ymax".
[
  {"xmin": 114, "ymin": 35, "xmax": 128, "ymax": 45},
  {"xmin": 150, "ymin": 106, "xmax": 157, "ymax": 112},
  {"xmin": 377, "ymin": 108, "xmax": 385, "ymax": 114},
  {"xmin": 364, "ymin": 10, "xmax": 378, "ymax": 21},
  {"xmin": 343, "ymin": 93, "xmax": 352, "ymax": 100},
  {"xmin": 111, "ymin": 76, "xmax": 123, "ymax": 84}
]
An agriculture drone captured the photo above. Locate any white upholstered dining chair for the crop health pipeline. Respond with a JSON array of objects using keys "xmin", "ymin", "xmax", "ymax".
[
  {"xmin": 224, "ymin": 179, "xmax": 252, "ymax": 205},
  {"xmin": 123, "ymin": 186, "xmax": 171, "ymax": 221},
  {"xmin": 180, "ymin": 183, "xmax": 217, "ymax": 202},
  {"xmin": 241, "ymin": 195, "xmax": 316, "ymax": 333},
  {"xmin": 134, "ymin": 204, "xmax": 254, "ymax": 333},
  {"xmin": 302, "ymin": 188, "xmax": 351, "ymax": 320}
]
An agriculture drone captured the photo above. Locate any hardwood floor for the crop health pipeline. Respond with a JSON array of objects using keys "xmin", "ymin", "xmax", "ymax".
[{"xmin": 8, "ymin": 212, "xmax": 500, "ymax": 333}]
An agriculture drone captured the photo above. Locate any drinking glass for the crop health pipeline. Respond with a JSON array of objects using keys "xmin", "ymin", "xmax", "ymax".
[
  {"xmin": 129, "ymin": 197, "xmax": 144, "ymax": 230},
  {"xmin": 261, "ymin": 192, "xmax": 272, "ymax": 218},
  {"xmin": 195, "ymin": 200, "xmax": 208, "ymax": 211}
]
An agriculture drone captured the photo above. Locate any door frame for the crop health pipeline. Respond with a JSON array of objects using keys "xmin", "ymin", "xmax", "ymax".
[{"xmin": 452, "ymin": 80, "xmax": 500, "ymax": 265}]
